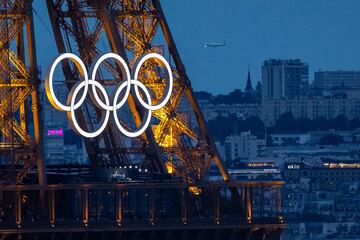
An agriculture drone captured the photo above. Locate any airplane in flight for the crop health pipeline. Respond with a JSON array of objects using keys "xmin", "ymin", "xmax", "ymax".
[{"xmin": 203, "ymin": 40, "xmax": 226, "ymax": 48}]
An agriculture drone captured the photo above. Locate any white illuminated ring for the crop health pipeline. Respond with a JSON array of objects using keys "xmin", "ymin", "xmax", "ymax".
[
  {"xmin": 90, "ymin": 53, "xmax": 131, "ymax": 111},
  {"xmin": 113, "ymin": 80, "xmax": 152, "ymax": 138},
  {"xmin": 45, "ymin": 52, "xmax": 173, "ymax": 138},
  {"xmin": 133, "ymin": 53, "xmax": 173, "ymax": 110},
  {"xmin": 67, "ymin": 80, "xmax": 110, "ymax": 138},
  {"xmin": 45, "ymin": 53, "xmax": 89, "ymax": 112}
]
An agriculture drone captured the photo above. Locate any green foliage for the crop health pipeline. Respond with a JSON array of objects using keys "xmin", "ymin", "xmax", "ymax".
[
  {"xmin": 270, "ymin": 113, "xmax": 360, "ymax": 133},
  {"xmin": 207, "ymin": 115, "xmax": 265, "ymax": 142},
  {"xmin": 212, "ymin": 89, "xmax": 259, "ymax": 104},
  {"xmin": 319, "ymin": 134, "xmax": 342, "ymax": 146},
  {"xmin": 194, "ymin": 89, "xmax": 260, "ymax": 105},
  {"xmin": 194, "ymin": 91, "xmax": 212, "ymax": 100}
]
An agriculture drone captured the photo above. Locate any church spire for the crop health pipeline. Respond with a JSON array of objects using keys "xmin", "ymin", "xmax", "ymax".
[{"xmin": 245, "ymin": 69, "xmax": 253, "ymax": 94}]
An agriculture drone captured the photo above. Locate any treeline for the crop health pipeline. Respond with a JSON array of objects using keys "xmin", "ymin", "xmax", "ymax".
[
  {"xmin": 269, "ymin": 113, "xmax": 360, "ymax": 133},
  {"xmin": 207, "ymin": 113, "xmax": 360, "ymax": 142},
  {"xmin": 211, "ymin": 89, "xmax": 259, "ymax": 104},
  {"xmin": 195, "ymin": 88, "xmax": 261, "ymax": 105},
  {"xmin": 207, "ymin": 116, "xmax": 265, "ymax": 142}
]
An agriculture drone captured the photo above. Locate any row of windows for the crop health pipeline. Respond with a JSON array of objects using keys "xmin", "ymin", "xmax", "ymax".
[{"xmin": 285, "ymin": 170, "xmax": 360, "ymax": 178}]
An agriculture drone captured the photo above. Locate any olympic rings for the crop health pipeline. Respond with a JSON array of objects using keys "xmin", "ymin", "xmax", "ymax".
[{"xmin": 45, "ymin": 52, "xmax": 173, "ymax": 138}]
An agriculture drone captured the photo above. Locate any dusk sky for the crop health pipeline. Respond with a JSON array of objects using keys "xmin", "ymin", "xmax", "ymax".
[{"xmin": 33, "ymin": 0, "xmax": 360, "ymax": 94}]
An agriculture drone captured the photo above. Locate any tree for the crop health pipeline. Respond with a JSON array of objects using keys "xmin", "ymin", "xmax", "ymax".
[
  {"xmin": 241, "ymin": 117, "xmax": 265, "ymax": 137},
  {"xmin": 274, "ymin": 112, "xmax": 298, "ymax": 132},
  {"xmin": 211, "ymin": 89, "xmax": 259, "ymax": 104},
  {"xmin": 349, "ymin": 118, "xmax": 360, "ymax": 129},
  {"xmin": 319, "ymin": 134, "xmax": 342, "ymax": 146},
  {"xmin": 207, "ymin": 115, "xmax": 238, "ymax": 141},
  {"xmin": 328, "ymin": 114, "xmax": 348, "ymax": 130},
  {"xmin": 312, "ymin": 117, "xmax": 329, "ymax": 131},
  {"xmin": 207, "ymin": 116, "xmax": 265, "ymax": 141},
  {"xmin": 297, "ymin": 118, "xmax": 312, "ymax": 132},
  {"xmin": 194, "ymin": 91, "xmax": 212, "ymax": 100}
]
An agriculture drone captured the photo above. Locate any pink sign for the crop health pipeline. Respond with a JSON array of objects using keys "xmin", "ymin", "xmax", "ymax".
[{"xmin": 47, "ymin": 129, "xmax": 64, "ymax": 136}]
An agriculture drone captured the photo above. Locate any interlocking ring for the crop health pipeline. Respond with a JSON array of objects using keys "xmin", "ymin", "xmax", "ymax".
[{"xmin": 45, "ymin": 52, "xmax": 173, "ymax": 138}]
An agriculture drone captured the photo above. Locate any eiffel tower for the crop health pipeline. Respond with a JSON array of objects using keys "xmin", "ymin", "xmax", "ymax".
[
  {"xmin": 43, "ymin": 0, "xmax": 229, "ymax": 182},
  {"xmin": 0, "ymin": 0, "xmax": 45, "ymax": 185},
  {"xmin": 0, "ymin": 3, "xmax": 286, "ymax": 239}
]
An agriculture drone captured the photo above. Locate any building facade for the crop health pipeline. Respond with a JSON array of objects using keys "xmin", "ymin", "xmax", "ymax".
[
  {"xmin": 200, "ymin": 102, "xmax": 261, "ymax": 121},
  {"xmin": 43, "ymin": 83, "xmax": 69, "ymax": 129},
  {"xmin": 262, "ymin": 98, "xmax": 360, "ymax": 126},
  {"xmin": 262, "ymin": 59, "xmax": 309, "ymax": 100},
  {"xmin": 284, "ymin": 161, "xmax": 360, "ymax": 190},
  {"xmin": 270, "ymin": 133, "xmax": 311, "ymax": 146},
  {"xmin": 43, "ymin": 83, "xmax": 86, "ymax": 164},
  {"xmin": 314, "ymin": 70, "xmax": 360, "ymax": 93},
  {"xmin": 224, "ymin": 131, "xmax": 265, "ymax": 161}
]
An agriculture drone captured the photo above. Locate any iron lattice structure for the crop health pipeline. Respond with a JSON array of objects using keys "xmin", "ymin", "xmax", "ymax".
[
  {"xmin": 0, "ymin": 0, "xmax": 45, "ymax": 185},
  {"xmin": 45, "ymin": 0, "xmax": 229, "ymax": 182},
  {"xmin": 0, "ymin": 0, "xmax": 229, "ymax": 183},
  {"xmin": 0, "ymin": 4, "xmax": 286, "ymax": 238}
]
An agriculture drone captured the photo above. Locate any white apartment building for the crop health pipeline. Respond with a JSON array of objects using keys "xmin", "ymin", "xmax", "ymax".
[
  {"xmin": 314, "ymin": 70, "xmax": 360, "ymax": 92},
  {"xmin": 224, "ymin": 131, "xmax": 265, "ymax": 161},
  {"xmin": 270, "ymin": 133, "xmax": 311, "ymax": 146},
  {"xmin": 262, "ymin": 59, "xmax": 309, "ymax": 100},
  {"xmin": 262, "ymin": 98, "xmax": 360, "ymax": 126},
  {"xmin": 200, "ymin": 102, "xmax": 261, "ymax": 121},
  {"xmin": 44, "ymin": 132, "xmax": 85, "ymax": 164},
  {"xmin": 43, "ymin": 83, "xmax": 68, "ymax": 129}
]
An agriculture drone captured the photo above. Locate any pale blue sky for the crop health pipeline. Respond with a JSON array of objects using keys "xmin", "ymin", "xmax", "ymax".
[{"xmin": 33, "ymin": 0, "xmax": 360, "ymax": 94}]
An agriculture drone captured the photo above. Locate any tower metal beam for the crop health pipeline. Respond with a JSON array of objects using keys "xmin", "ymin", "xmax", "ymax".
[
  {"xmin": 152, "ymin": 0, "xmax": 230, "ymax": 181},
  {"xmin": 43, "ymin": 0, "xmax": 229, "ymax": 182},
  {"xmin": 0, "ymin": 0, "xmax": 46, "ymax": 185}
]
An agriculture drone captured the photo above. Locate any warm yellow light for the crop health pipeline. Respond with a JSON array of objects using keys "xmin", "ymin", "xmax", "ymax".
[
  {"xmin": 161, "ymin": 134, "xmax": 177, "ymax": 147},
  {"xmin": 165, "ymin": 162, "xmax": 173, "ymax": 174},
  {"xmin": 188, "ymin": 186, "xmax": 202, "ymax": 195},
  {"xmin": 326, "ymin": 162, "xmax": 360, "ymax": 169}
]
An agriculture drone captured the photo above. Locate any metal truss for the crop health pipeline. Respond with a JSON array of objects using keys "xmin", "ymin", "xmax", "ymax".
[
  {"xmin": 0, "ymin": 0, "xmax": 45, "ymax": 185},
  {"xmin": 45, "ymin": 0, "xmax": 229, "ymax": 182}
]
